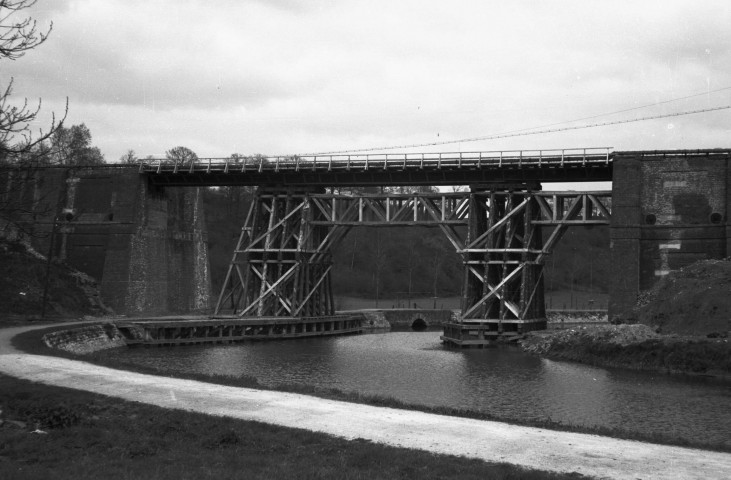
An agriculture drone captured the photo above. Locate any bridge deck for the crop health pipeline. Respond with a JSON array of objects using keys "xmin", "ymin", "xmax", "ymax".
[{"xmin": 140, "ymin": 148, "xmax": 613, "ymax": 186}]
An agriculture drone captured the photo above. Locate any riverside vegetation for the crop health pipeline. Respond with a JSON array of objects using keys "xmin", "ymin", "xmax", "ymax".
[{"xmin": 520, "ymin": 258, "xmax": 731, "ymax": 378}]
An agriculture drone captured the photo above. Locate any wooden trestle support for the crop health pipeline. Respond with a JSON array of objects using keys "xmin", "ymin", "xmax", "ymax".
[
  {"xmin": 214, "ymin": 187, "xmax": 343, "ymax": 317},
  {"xmin": 443, "ymin": 187, "xmax": 611, "ymax": 346},
  {"xmin": 214, "ymin": 186, "xmax": 611, "ymax": 346}
]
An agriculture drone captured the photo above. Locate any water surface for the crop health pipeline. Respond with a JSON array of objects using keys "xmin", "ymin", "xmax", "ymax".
[{"xmin": 99, "ymin": 331, "xmax": 731, "ymax": 446}]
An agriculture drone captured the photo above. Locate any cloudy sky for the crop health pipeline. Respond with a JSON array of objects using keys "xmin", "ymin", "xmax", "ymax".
[{"xmin": 4, "ymin": 0, "xmax": 731, "ymax": 161}]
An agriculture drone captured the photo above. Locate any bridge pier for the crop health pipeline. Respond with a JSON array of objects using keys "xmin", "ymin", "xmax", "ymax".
[
  {"xmin": 214, "ymin": 187, "xmax": 342, "ymax": 317},
  {"xmin": 442, "ymin": 187, "xmax": 546, "ymax": 345},
  {"xmin": 442, "ymin": 187, "xmax": 611, "ymax": 346}
]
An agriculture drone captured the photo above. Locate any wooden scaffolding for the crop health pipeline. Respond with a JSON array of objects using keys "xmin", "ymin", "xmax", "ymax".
[
  {"xmin": 214, "ymin": 186, "xmax": 611, "ymax": 343},
  {"xmin": 214, "ymin": 187, "xmax": 348, "ymax": 317}
]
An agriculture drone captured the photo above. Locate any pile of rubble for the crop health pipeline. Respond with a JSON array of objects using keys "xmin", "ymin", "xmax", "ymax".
[
  {"xmin": 521, "ymin": 323, "xmax": 659, "ymax": 356},
  {"xmin": 616, "ymin": 258, "xmax": 731, "ymax": 337}
]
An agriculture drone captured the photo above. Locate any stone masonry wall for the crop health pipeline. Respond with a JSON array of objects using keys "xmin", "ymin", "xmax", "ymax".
[
  {"xmin": 42, "ymin": 324, "xmax": 126, "ymax": 354},
  {"xmin": 608, "ymin": 155, "xmax": 642, "ymax": 318},
  {"xmin": 20, "ymin": 166, "xmax": 212, "ymax": 316},
  {"xmin": 610, "ymin": 151, "xmax": 730, "ymax": 318}
]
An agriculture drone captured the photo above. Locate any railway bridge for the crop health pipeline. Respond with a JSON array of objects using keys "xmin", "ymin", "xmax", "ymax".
[
  {"xmin": 145, "ymin": 148, "xmax": 613, "ymax": 343},
  {"xmin": 4, "ymin": 147, "xmax": 730, "ymax": 345}
]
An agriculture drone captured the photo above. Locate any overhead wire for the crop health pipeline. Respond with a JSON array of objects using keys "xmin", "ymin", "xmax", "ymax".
[
  {"xmin": 469, "ymin": 86, "xmax": 731, "ymax": 137},
  {"xmin": 301, "ymin": 87, "xmax": 731, "ymax": 155}
]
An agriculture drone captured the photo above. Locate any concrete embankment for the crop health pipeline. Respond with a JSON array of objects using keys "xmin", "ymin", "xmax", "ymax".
[{"xmin": 1, "ymin": 322, "xmax": 731, "ymax": 479}]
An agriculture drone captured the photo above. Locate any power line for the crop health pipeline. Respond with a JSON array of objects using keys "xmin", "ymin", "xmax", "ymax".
[
  {"xmin": 304, "ymin": 105, "xmax": 730, "ymax": 155},
  {"xmin": 478, "ymin": 86, "xmax": 731, "ymax": 137}
]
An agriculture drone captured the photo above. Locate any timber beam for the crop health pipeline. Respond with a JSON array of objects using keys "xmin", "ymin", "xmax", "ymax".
[{"xmin": 214, "ymin": 188, "xmax": 611, "ymax": 341}]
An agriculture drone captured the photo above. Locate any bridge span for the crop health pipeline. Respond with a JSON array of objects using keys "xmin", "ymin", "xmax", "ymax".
[
  {"xmin": 140, "ymin": 147, "xmax": 613, "ymax": 187},
  {"xmin": 3, "ymin": 148, "xmax": 729, "ymax": 345}
]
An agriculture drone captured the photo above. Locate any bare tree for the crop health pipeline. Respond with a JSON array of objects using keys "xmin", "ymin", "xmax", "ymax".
[
  {"xmin": 166, "ymin": 146, "xmax": 198, "ymax": 164},
  {"xmin": 0, "ymin": 0, "xmax": 66, "ymax": 164},
  {"xmin": 119, "ymin": 149, "xmax": 138, "ymax": 164},
  {"xmin": 0, "ymin": 1, "xmax": 67, "ymax": 240}
]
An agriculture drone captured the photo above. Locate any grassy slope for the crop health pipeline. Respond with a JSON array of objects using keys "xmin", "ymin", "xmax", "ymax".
[
  {"xmin": 0, "ymin": 241, "xmax": 104, "ymax": 321},
  {"xmin": 0, "ymin": 374, "xmax": 586, "ymax": 480}
]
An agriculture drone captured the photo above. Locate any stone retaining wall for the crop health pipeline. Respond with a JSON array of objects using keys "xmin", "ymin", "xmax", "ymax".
[
  {"xmin": 42, "ymin": 324, "xmax": 126, "ymax": 355},
  {"xmin": 341, "ymin": 309, "xmax": 453, "ymax": 329}
]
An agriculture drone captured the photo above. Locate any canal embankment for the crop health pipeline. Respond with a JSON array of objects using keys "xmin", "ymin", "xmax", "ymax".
[
  {"xmin": 0, "ymin": 366, "xmax": 573, "ymax": 480},
  {"xmin": 521, "ymin": 258, "xmax": 731, "ymax": 377},
  {"xmin": 520, "ymin": 323, "xmax": 731, "ymax": 377},
  {"xmin": 41, "ymin": 323, "xmax": 126, "ymax": 354},
  {"xmin": 13, "ymin": 321, "xmax": 731, "ymax": 453},
  {"xmin": 1, "ymin": 322, "xmax": 731, "ymax": 480}
]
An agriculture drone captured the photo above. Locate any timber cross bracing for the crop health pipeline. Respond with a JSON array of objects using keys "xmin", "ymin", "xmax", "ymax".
[{"xmin": 214, "ymin": 189, "xmax": 612, "ymax": 338}]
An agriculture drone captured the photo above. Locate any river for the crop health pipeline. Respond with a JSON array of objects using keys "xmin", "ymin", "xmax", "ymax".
[{"xmin": 98, "ymin": 331, "xmax": 731, "ymax": 446}]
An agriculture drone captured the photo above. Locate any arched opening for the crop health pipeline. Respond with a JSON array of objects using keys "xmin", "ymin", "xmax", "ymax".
[{"xmin": 411, "ymin": 318, "xmax": 427, "ymax": 331}]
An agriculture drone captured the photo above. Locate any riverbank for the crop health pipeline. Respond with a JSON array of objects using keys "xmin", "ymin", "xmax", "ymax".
[
  {"xmin": 2, "ymin": 373, "xmax": 578, "ymax": 480},
  {"xmin": 13, "ymin": 322, "xmax": 731, "ymax": 451},
  {"xmin": 521, "ymin": 323, "xmax": 731, "ymax": 378},
  {"xmin": 2, "ymin": 323, "xmax": 731, "ymax": 479}
]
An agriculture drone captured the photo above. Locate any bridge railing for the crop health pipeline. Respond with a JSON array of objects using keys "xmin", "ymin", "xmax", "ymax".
[{"xmin": 139, "ymin": 147, "xmax": 613, "ymax": 174}]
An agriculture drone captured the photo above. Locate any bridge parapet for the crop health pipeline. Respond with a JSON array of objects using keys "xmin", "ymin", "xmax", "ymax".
[{"xmin": 140, "ymin": 147, "xmax": 613, "ymax": 186}]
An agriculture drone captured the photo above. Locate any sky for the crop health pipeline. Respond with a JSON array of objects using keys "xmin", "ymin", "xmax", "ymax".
[{"xmin": 3, "ymin": 0, "xmax": 731, "ymax": 162}]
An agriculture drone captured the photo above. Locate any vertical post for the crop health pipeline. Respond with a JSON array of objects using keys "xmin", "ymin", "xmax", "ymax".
[
  {"xmin": 40, "ymin": 217, "xmax": 58, "ymax": 319},
  {"xmin": 257, "ymin": 195, "xmax": 278, "ymax": 316}
]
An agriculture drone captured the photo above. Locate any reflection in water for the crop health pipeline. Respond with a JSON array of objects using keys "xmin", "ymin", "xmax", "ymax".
[
  {"xmin": 99, "ymin": 331, "xmax": 731, "ymax": 446},
  {"xmin": 538, "ymin": 360, "xmax": 613, "ymax": 427}
]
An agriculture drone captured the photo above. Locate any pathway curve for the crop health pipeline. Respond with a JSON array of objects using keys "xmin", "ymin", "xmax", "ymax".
[{"xmin": 1, "ymin": 323, "xmax": 730, "ymax": 480}]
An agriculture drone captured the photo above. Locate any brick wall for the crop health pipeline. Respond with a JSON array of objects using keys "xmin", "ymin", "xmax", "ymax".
[{"xmin": 610, "ymin": 151, "xmax": 729, "ymax": 318}]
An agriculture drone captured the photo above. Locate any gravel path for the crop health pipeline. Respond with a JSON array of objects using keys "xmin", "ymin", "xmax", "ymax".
[{"xmin": 1, "ymin": 323, "xmax": 730, "ymax": 480}]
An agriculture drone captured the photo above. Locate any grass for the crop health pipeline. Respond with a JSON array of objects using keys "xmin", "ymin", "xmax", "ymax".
[
  {"xmin": 0, "ymin": 374, "xmax": 589, "ymax": 480},
  {"xmin": 10, "ymin": 322, "xmax": 731, "ymax": 453}
]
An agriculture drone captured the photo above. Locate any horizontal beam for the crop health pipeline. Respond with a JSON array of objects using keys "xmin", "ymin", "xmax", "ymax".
[
  {"xmin": 532, "ymin": 220, "xmax": 609, "ymax": 225},
  {"xmin": 140, "ymin": 149, "xmax": 614, "ymax": 186},
  {"xmin": 309, "ymin": 221, "xmax": 467, "ymax": 227}
]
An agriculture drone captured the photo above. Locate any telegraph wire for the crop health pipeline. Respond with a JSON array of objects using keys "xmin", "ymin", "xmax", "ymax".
[
  {"xmin": 303, "ymin": 104, "xmax": 731, "ymax": 156},
  {"xmin": 470, "ymin": 86, "xmax": 731, "ymax": 138}
]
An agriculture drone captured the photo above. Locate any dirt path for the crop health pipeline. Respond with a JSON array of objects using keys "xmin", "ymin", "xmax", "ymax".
[{"xmin": 1, "ymin": 323, "xmax": 730, "ymax": 480}]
